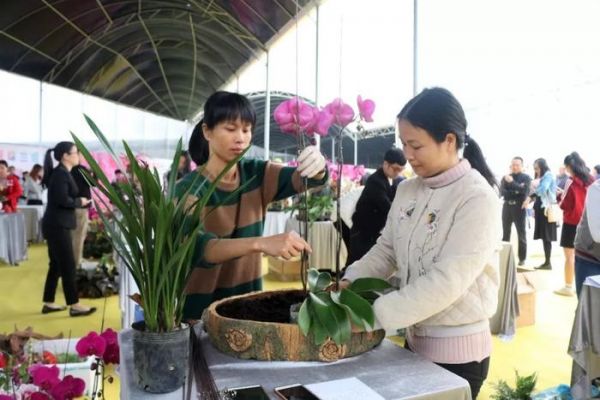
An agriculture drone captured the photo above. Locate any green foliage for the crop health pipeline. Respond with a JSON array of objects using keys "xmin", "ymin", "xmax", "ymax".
[
  {"xmin": 73, "ymin": 114, "xmax": 242, "ymax": 333},
  {"xmin": 491, "ymin": 371, "xmax": 538, "ymax": 400},
  {"xmin": 287, "ymin": 192, "xmax": 334, "ymax": 223},
  {"xmin": 297, "ymin": 268, "xmax": 392, "ymax": 345}
]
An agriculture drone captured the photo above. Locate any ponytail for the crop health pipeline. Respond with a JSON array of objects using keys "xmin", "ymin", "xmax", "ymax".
[
  {"xmin": 464, "ymin": 136, "xmax": 497, "ymax": 188},
  {"xmin": 41, "ymin": 148, "xmax": 54, "ymax": 188},
  {"xmin": 41, "ymin": 141, "xmax": 76, "ymax": 187},
  {"xmin": 188, "ymin": 119, "xmax": 209, "ymax": 166}
]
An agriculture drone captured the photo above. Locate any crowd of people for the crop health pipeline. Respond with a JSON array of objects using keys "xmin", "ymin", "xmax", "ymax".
[{"xmin": 2, "ymin": 87, "xmax": 600, "ymax": 399}]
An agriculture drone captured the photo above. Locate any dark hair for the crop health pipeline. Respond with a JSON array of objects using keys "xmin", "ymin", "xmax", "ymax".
[
  {"xmin": 397, "ymin": 87, "xmax": 496, "ymax": 188},
  {"xmin": 0, "ymin": 160, "xmax": 7, "ymax": 168},
  {"xmin": 42, "ymin": 141, "xmax": 75, "ymax": 187},
  {"xmin": 564, "ymin": 152, "xmax": 592, "ymax": 185},
  {"xmin": 189, "ymin": 91, "xmax": 256, "ymax": 165},
  {"xmin": 384, "ymin": 148, "xmax": 407, "ymax": 166},
  {"xmin": 29, "ymin": 164, "xmax": 43, "ymax": 181},
  {"xmin": 512, "ymin": 156, "xmax": 524, "ymax": 163},
  {"xmin": 593, "ymin": 165, "xmax": 600, "ymax": 175},
  {"xmin": 533, "ymin": 158, "xmax": 550, "ymax": 179}
]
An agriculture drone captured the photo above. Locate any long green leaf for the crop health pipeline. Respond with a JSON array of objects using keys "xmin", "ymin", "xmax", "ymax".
[
  {"xmin": 331, "ymin": 289, "xmax": 375, "ymax": 330},
  {"xmin": 348, "ymin": 278, "xmax": 393, "ymax": 294},
  {"xmin": 309, "ymin": 292, "xmax": 349, "ymax": 345},
  {"xmin": 307, "ymin": 303, "xmax": 329, "ymax": 345}
]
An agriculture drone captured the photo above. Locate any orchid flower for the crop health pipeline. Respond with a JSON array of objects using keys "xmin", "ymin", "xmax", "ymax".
[
  {"xmin": 324, "ymin": 98, "xmax": 355, "ymax": 127},
  {"xmin": 357, "ymin": 95, "xmax": 375, "ymax": 122},
  {"xmin": 273, "ymin": 98, "xmax": 315, "ymax": 134},
  {"xmin": 50, "ymin": 375, "xmax": 85, "ymax": 400},
  {"xmin": 75, "ymin": 332, "xmax": 107, "ymax": 358},
  {"xmin": 28, "ymin": 364, "xmax": 60, "ymax": 391}
]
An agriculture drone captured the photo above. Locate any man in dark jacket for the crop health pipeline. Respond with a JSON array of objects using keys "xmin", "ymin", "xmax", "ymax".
[
  {"xmin": 500, "ymin": 156, "xmax": 532, "ymax": 266},
  {"xmin": 346, "ymin": 148, "xmax": 406, "ymax": 266}
]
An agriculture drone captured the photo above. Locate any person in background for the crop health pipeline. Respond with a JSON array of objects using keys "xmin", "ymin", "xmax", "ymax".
[
  {"xmin": 593, "ymin": 165, "xmax": 600, "ymax": 180},
  {"xmin": 164, "ymin": 150, "xmax": 192, "ymax": 192},
  {"xmin": 8, "ymin": 165, "xmax": 16, "ymax": 177},
  {"xmin": 523, "ymin": 158, "xmax": 557, "ymax": 270},
  {"xmin": 556, "ymin": 166, "xmax": 568, "ymax": 190},
  {"xmin": 342, "ymin": 88, "xmax": 500, "ymax": 399},
  {"xmin": 0, "ymin": 160, "xmax": 23, "ymax": 213},
  {"xmin": 555, "ymin": 152, "xmax": 593, "ymax": 296},
  {"xmin": 574, "ymin": 179, "xmax": 600, "ymax": 297},
  {"xmin": 346, "ymin": 148, "xmax": 407, "ymax": 266},
  {"xmin": 41, "ymin": 142, "xmax": 96, "ymax": 317},
  {"xmin": 500, "ymin": 157, "xmax": 532, "ymax": 266},
  {"xmin": 177, "ymin": 91, "xmax": 328, "ymax": 320},
  {"xmin": 71, "ymin": 163, "xmax": 93, "ymax": 268},
  {"xmin": 24, "ymin": 164, "xmax": 44, "ymax": 205}
]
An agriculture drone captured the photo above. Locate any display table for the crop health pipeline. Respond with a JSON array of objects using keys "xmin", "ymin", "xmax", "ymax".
[
  {"xmin": 263, "ymin": 211, "xmax": 293, "ymax": 237},
  {"xmin": 119, "ymin": 325, "xmax": 471, "ymax": 399},
  {"xmin": 285, "ymin": 218, "xmax": 347, "ymax": 270},
  {"xmin": 490, "ymin": 243, "xmax": 518, "ymax": 336},
  {"xmin": 0, "ymin": 213, "xmax": 27, "ymax": 265},
  {"xmin": 569, "ymin": 275, "xmax": 600, "ymax": 399},
  {"xmin": 18, "ymin": 205, "xmax": 44, "ymax": 242}
]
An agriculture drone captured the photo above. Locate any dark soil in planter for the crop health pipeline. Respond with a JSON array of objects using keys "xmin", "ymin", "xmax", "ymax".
[{"xmin": 216, "ymin": 291, "xmax": 306, "ymax": 323}]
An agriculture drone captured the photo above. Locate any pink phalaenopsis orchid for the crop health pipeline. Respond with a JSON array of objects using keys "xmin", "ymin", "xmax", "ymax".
[
  {"xmin": 100, "ymin": 328, "xmax": 120, "ymax": 364},
  {"xmin": 49, "ymin": 375, "xmax": 85, "ymax": 400},
  {"xmin": 75, "ymin": 332, "xmax": 107, "ymax": 359},
  {"xmin": 273, "ymin": 98, "xmax": 315, "ymax": 134},
  {"xmin": 324, "ymin": 98, "xmax": 355, "ymax": 127},
  {"xmin": 357, "ymin": 95, "xmax": 375, "ymax": 122},
  {"xmin": 28, "ymin": 364, "xmax": 60, "ymax": 391}
]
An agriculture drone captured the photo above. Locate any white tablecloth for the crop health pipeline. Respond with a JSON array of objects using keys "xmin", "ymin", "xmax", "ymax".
[
  {"xmin": 263, "ymin": 211, "xmax": 293, "ymax": 237},
  {"xmin": 569, "ymin": 276, "xmax": 600, "ymax": 399},
  {"xmin": 119, "ymin": 325, "xmax": 471, "ymax": 400},
  {"xmin": 0, "ymin": 213, "xmax": 27, "ymax": 265},
  {"xmin": 285, "ymin": 218, "xmax": 347, "ymax": 270},
  {"xmin": 18, "ymin": 205, "xmax": 44, "ymax": 242}
]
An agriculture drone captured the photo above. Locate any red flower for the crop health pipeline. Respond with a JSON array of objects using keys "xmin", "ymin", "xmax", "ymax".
[
  {"xmin": 0, "ymin": 352, "xmax": 6, "ymax": 368},
  {"xmin": 100, "ymin": 329, "xmax": 118, "ymax": 346},
  {"xmin": 30, "ymin": 392, "xmax": 52, "ymax": 400},
  {"xmin": 42, "ymin": 351, "xmax": 57, "ymax": 365},
  {"xmin": 98, "ymin": 329, "xmax": 120, "ymax": 364},
  {"xmin": 75, "ymin": 332, "xmax": 107, "ymax": 358},
  {"xmin": 50, "ymin": 375, "xmax": 85, "ymax": 400},
  {"xmin": 28, "ymin": 364, "xmax": 60, "ymax": 391},
  {"xmin": 0, "ymin": 395, "xmax": 13, "ymax": 400}
]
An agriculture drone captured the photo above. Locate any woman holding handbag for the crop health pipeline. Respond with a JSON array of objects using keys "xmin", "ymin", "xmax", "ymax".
[{"xmin": 523, "ymin": 158, "xmax": 557, "ymax": 270}]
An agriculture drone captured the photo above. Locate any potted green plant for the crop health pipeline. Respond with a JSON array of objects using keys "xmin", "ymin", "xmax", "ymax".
[{"xmin": 72, "ymin": 115, "xmax": 236, "ymax": 393}]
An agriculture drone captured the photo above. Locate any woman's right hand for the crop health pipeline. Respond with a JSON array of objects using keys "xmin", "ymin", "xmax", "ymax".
[
  {"xmin": 259, "ymin": 231, "xmax": 312, "ymax": 259},
  {"xmin": 80, "ymin": 197, "xmax": 91, "ymax": 207}
]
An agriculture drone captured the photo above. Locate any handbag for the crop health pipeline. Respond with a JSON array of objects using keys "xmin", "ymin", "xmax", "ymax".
[{"xmin": 545, "ymin": 203, "xmax": 558, "ymax": 223}]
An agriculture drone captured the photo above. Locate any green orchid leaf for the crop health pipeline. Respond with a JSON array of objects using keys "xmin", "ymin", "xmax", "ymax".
[
  {"xmin": 348, "ymin": 278, "xmax": 392, "ymax": 294},
  {"xmin": 307, "ymin": 302, "xmax": 329, "ymax": 345},
  {"xmin": 331, "ymin": 289, "xmax": 375, "ymax": 330},
  {"xmin": 297, "ymin": 299, "xmax": 311, "ymax": 336},
  {"xmin": 307, "ymin": 268, "xmax": 332, "ymax": 292}
]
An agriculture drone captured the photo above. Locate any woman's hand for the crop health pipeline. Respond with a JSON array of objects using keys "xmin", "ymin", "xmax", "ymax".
[
  {"xmin": 522, "ymin": 197, "xmax": 531, "ymax": 209},
  {"xmin": 259, "ymin": 231, "xmax": 312, "ymax": 259},
  {"xmin": 297, "ymin": 146, "xmax": 326, "ymax": 178},
  {"xmin": 80, "ymin": 197, "xmax": 91, "ymax": 207}
]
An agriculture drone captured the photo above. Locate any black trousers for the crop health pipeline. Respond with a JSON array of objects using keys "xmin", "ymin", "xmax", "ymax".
[
  {"xmin": 346, "ymin": 227, "xmax": 378, "ymax": 267},
  {"xmin": 42, "ymin": 225, "xmax": 79, "ymax": 305},
  {"xmin": 405, "ymin": 341, "xmax": 489, "ymax": 399},
  {"xmin": 502, "ymin": 202, "xmax": 527, "ymax": 262}
]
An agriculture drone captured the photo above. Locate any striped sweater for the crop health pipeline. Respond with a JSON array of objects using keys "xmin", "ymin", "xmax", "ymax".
[{"xmin": 176, "ymin": 158, "xmax": 328, "ymax": 319}]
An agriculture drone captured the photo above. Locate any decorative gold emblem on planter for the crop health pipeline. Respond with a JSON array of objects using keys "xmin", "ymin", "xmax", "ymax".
[
  {"xmin": 225, "ymin": 329, "xmax": 252, "ymax": 352},
  {"xmin": 318, "ymin": 339, "xmax": 347, "ymax": 362}
]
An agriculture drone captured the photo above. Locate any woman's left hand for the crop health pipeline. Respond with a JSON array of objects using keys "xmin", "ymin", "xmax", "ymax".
[{"xmin": 297, "ymin": 146, "xmax": 326, "ymax": 178}]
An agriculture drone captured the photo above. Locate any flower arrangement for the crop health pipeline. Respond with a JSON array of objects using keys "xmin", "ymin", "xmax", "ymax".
[
  {"xmin": 273, "ymin": 95, "xmax": 376, "ymax": 288},
  {"xmin": 0, "ymin": 329, "xmax": 119, "ymax": 400}
]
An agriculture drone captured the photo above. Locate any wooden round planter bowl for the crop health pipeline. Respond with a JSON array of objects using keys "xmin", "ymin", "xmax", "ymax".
[{"xmin": 202, "ymin": 289, "xmax": 385, "ymax": 362}]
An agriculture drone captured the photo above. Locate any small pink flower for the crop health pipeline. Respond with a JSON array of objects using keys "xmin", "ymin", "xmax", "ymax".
[
  {"xmin": 50, "ymin": 375, "xmax": 85, "ymax": 400},
  {"xmin": 28, "ymin": 364, "xmax": 60, "ymax": 391},
  {"xmin": 76, "ymin": 332, "xmax": 107, "ymax": 358},
  {"xmin": 357, "ymin": 95, "xmax": 375, "ymax": 122},
  {"xmin": 313, "ymin": 109, "xmax": 334, "ymax": 136},
  {"xmin": 100, "ymin": 329, "xmax": 118, "ymax": 346},
  {"xmin": 324, "ymin": 98, "xmax": 355, "ymax": 127},
  {"xmin": 100, "ymin": 329, "xmax": 120, "ymax": 364},
  {"xmin": 0, "ymin": 395, "xmax": 13, "ymax": 400}
]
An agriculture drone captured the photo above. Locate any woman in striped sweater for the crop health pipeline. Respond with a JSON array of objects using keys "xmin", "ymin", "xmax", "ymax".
[{"xmin": 177, "ymin": 91, "xmax": 328, "ymax": 320}]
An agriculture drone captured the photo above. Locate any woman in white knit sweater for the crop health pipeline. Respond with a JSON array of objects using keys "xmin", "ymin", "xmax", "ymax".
[{"xmin": 342, "ymin": 88, "xmax": 501, "ymax": 399}]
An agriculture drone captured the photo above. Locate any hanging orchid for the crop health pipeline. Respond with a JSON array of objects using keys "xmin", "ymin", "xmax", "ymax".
[{"xmin": 357, "ymin": 95, "xmax": 375, "ymax": 123}]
